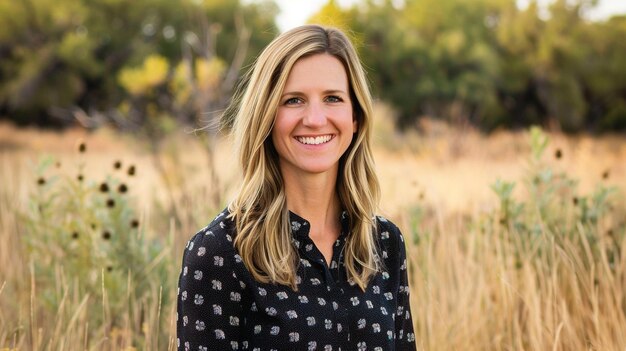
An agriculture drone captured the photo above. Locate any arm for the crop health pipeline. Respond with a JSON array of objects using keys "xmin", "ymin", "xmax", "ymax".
[{"xmin": 176, "ymin": 230, "xmax": 245, "ymax": 351}]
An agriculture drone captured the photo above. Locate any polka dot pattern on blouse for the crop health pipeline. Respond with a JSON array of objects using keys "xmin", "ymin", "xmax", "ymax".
[{"xmin": 176, "ymin": 209, "xmax": 416, "ymax": 350}]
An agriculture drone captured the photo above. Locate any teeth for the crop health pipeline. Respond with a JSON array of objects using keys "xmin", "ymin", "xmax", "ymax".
[{"xmin": 296, "ymin": 135, "xmax": 332, "ymax": 145}]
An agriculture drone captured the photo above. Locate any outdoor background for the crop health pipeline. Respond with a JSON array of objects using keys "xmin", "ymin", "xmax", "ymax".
[{"xmin": 1, "ymin": 0, "xmax": 625, "ymax": 350}]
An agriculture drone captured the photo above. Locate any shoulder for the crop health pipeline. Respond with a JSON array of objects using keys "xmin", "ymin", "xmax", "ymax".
[
  {"xmin": 374, "ymin": 215, "xmax": 406, "ymax": 246},
  {"xmin": 374, "ymin": 215, "xmax": 409, "ymax": 262},
  {"xmin": 182, "ymin": 208, "xmax": 237, "ymax": 263}
]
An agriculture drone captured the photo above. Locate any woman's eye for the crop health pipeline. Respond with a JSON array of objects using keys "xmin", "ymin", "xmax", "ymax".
[
  {"xmin": 325, "ymin": 96, "xmax": 342, "ymax": 103},
  {"xmin": 284, "ymin": 97, "xmax": 302, "ymax": 105}
]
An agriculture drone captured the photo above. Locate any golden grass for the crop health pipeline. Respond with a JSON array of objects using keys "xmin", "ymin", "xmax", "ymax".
[
  {"xmin": 400, "ymin": 214, "xmax": 626, "ymax": 350},
  {"xmin": 0, "ymin": 114, "xmax": 625, "ymax": 350}
]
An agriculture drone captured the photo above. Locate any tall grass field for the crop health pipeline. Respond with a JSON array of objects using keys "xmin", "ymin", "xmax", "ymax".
[{"xmin": 1, "ymin": 114, "xmax": 625, "ymax": 350}]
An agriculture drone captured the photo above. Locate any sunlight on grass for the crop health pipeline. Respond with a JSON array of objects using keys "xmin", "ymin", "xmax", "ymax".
[{"xmin": 0, "ymin": 119, "xmax": 625, "ymax": 350}]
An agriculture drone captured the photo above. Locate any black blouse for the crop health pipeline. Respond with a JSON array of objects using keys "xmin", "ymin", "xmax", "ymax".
[{"xmin": 177, "ymin": 209, "xmax": 416, "ymax": 351}]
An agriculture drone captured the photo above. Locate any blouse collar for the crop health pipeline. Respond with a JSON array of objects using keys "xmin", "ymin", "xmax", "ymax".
[{"xmin": 288, "ymin": 210, "xmax": 350, "ymax": 239}]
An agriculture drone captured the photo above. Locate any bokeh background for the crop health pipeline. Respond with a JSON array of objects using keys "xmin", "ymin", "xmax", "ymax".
[{"xmin": 1, "ymin": 0, "xmax": 625, "ymax": 350}]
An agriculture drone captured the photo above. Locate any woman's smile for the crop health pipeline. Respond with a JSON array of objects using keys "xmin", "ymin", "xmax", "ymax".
[{"xmin": 294, "ymin": 134, "xmax": 335, "ymax": 146}]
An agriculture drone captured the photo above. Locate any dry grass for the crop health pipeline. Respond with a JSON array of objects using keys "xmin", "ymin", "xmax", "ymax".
[
  {"xmin": 0, "ymin": 113, "xmax": 625, "ymax": 350},
  {"xmin": 400, "ymin": 211, "xmax": 626, "ymax": 350}
]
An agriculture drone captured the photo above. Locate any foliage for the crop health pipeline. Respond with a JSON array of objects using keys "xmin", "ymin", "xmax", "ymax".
[
  {"xmin": 20, "ymin": 145, "xmax": 172, "ymax": 348},
  {"xmin": 118, "ymin": 55, "xmax": 170, "ymax": 96},
  {"xmin": 0, "ymin": 0, "xmax": 278, "ymax": 128},
  {"xmin": 406, "ymin": 126, "xmax": 626, "ymax": 349},
  {"xmin": 309, "ymin": 0, "xmax": 626, "ymax": 132},
  {"xmin": 2, "ymin": 0, "xmax": 625, "ymax": 133},
  {"xmin": 490, "ymin": 126, "xmax": 620, "ymax": 257}
]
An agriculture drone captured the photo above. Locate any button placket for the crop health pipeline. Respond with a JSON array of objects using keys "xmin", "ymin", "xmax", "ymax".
[
  {"xmin": 330, "ymin": 234, "xmax": 351, "ymax": 349},
  {"xmin": 288, "ymin": 210, "xmax": 355, "ymax": 348}
]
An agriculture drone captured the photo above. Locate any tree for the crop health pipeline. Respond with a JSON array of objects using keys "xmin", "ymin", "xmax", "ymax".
[
  {"xmin": 0, "ymin": 0, "xmax": 278, "ymax": 128},
  {"xmin": 309, "ymin": 0, "xmax": 626, "ymax": 132}
]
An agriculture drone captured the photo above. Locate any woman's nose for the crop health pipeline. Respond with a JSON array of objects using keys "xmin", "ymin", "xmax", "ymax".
[{"xmin": 302, "ymin": 102, "xmax": 327, "ymax": 127}]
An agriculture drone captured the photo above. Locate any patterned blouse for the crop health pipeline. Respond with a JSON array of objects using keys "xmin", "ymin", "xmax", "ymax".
[{"xmin": 177, "ymin": 208, "xmax": 416, "ymax": 351}]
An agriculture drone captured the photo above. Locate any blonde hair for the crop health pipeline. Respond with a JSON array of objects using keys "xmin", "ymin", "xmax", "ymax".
[{"xmin": 227, "ymin": 25, "xmax": 381, "ymax": 291}]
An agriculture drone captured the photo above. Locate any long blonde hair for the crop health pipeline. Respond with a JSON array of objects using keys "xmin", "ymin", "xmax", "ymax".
[{"xmin": 227, "ymin": 25, "xmax": 381, "ymax": 291}]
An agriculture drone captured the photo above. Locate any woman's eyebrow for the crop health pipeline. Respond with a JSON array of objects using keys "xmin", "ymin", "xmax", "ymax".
[
  {"xmin": 280, "ymin": 91, "xmax": 304, "ymax": 98},
  {"xmin": 323, "ymin": 89, "xmax": 348, "ymax": 95},
  {"xmin": 281, "ymin": 89, "xmax": 348, "ymax": 97}
]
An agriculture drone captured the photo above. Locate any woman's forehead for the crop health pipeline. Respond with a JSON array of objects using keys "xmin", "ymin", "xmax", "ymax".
[{"xmin": 282, "ymin": 54, "xmax": 349, "ymax": 92}]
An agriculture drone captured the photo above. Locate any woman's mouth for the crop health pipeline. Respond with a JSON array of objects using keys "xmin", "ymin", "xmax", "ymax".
[{"xmin": 295, "ymin": 135, "xmax": 333, "ymax": 145}]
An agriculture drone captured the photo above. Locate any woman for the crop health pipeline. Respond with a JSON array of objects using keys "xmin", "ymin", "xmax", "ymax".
[{"xmin": 177, "ymin": 25, "xmax": 416, "ymax": 351}]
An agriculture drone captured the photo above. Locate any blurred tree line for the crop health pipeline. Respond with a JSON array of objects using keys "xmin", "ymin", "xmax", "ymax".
[
  {"xmin": 1, "ymin": 0, "xmax": 625, "ymax": 133},
  {"xmin": 313, "ymin": 0, "xmax": 626, "ymax": 132},
  {"xmin": 0, "ymin": 0, "xmax": 278, "ymax": 132}
]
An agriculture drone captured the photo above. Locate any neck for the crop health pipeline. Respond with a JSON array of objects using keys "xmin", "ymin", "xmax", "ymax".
[{"xmin": 282, "ymin": 168, "xmax": 341, "ymax": 239}]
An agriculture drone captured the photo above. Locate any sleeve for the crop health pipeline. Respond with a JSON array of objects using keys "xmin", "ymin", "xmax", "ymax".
[
  {"xmin": 176, "ymin": 230, "xmax": 245, "ymax": 351},
  {"xmin": 392, "ymin": 224, "xmax": 417, "ymax": 350}
]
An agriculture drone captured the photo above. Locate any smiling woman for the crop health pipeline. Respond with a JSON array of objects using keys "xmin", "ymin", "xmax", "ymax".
[{"xmin": 176, "ymin": 25, "xmax": 416, "ymax": 351}]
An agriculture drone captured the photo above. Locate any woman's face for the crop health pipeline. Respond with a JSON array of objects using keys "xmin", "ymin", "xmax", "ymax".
[{"xmin": 271, "ymin": 53, "xmax": 356, "ymax": 179}]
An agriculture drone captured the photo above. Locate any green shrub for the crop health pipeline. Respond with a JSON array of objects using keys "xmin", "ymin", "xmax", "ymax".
[
  {"xmin": 491, "ymin": 126, "xmax": 622, "ymax": 259},
  {"xmin": 21, "ymin": 144, "xmax": 171, "ymax": 347}
]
